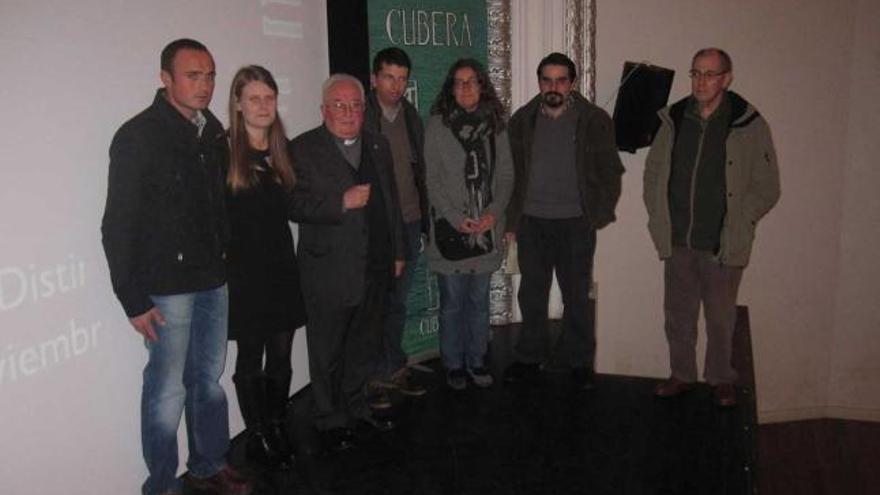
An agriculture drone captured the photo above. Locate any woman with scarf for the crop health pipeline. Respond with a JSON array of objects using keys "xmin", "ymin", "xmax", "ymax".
[
  {"xmin": 225, "ymin": 65, "xmax": 306, "ymax": 469},
  {"xmin": 424, "ymin": 58, "xmax": 514, "ymax": 390}
]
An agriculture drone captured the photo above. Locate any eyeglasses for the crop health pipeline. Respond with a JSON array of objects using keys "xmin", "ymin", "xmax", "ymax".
[
  {"xmin": 453, "ymin": 78, "xmax": 479, "ymax": 89},
  {"xmin": 326, "ymin": 101, "xmax": 365, "ymax": 114},
  {"xmin": 688, "ymin": 70, "xmax": 728, "ymax": 80}
]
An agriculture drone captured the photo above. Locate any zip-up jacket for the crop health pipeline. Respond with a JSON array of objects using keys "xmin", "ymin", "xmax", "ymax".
[
  {"xmin": 102, "ymin": 89, "xmax": 229, "ymax": 317},
  {"xmin": 643, "ymin": 91, "xmax": 780, "ymax": 267},
  {"xmin": 506, "ymin": 91, "xmax": 625, "ymax": 232},
  {"xmin": 364, "ymin": 91, "xmax": 430, "ymax": 238}
]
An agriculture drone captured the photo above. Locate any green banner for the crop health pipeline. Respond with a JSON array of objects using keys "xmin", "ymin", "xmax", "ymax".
[
  {"xmin": 367, "ymin": 0, "xmax": 488, "ymax": 358},
  {"xmin": 400, "ymin": 252, "xmax": 440, "ymax": 358},
  {"xmin": 368, "ymin": 1, "xmax": 488, "ymax": 118}
]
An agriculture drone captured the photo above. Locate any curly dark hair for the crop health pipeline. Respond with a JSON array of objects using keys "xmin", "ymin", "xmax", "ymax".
[{"xmin": 430, "ymin": 58, "xmax": 505, "ymax": 131}]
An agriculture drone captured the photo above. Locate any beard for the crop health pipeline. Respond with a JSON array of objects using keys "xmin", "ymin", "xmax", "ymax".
[{"xmin": 542, "ymin": 91, "xmax": 565, "ymax": 108}]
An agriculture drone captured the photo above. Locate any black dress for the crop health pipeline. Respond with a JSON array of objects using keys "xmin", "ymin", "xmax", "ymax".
[{"xmin": 226, "ymin": 149, "xmax": 307, "ymax": 339}]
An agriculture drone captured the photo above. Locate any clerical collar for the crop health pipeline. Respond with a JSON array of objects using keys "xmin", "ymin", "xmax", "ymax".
[{"xmin": 334, "ymin": 134, "xmax": 362, "ymax": 169}]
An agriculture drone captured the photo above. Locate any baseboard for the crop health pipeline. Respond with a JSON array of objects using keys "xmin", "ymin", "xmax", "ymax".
[
  {"xmin": 758, "ymin": 405, "xmax": 880, "ymax": 424},
  {"xmin": 822, "ymin": 405, "xmax": 880, "ymax": 422}
]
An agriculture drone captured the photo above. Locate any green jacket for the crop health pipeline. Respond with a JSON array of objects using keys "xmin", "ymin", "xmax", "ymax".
[
  {"xmin": 643, "ymin": 92, "xmax": 780, "ymax": 267},
  {"xmin": 505, "ymin": 92, "xmax": 624, "ymax": 232}
]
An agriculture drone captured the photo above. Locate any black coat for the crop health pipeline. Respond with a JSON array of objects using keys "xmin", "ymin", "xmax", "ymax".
[
  {"xmin": 226, "ymin": 153, "xmax": 307, "ymax": 339},
  {"xmin": 102, "ymin": 89, "xmax": 228, "ymax": 317},
  {"xmin": 363, "ymin": 91, "xmax": 430, "ymax": 238},
  {"xmin": 288, "ymin": 125, "xmax": 404, "ymax": 307}
]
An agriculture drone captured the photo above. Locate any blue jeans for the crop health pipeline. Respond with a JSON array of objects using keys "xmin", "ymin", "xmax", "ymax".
[
  {"xmin": 141, "ymin": 285, "xmax": 230, "ymax": 495},
  {"xmin": 436, "ymin": 272, "xmax": 491, "ymax": 370},
  {"xmin": 382, "ymin": 221, "xmax": 422, "ymax": 377}
]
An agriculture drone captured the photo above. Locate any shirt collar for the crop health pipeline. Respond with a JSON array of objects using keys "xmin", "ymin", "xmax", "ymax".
[{"xmin": 191, "ymin": 110, "xmax": 207, "ymax": 138}]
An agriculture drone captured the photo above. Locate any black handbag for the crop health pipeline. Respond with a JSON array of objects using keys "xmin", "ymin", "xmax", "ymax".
[
  {"xmin": 432, "ymin": 216, "xmax": 493, "ymax": 261},
  {"xmin": 431, "ymin": 131, "xmax": 498, "ymax": 261}
]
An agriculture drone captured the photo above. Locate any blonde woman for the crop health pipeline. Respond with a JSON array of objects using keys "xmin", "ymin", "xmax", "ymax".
[{"xmin": 226, "ymin": 65, "xmax": 305, "ymax": 469}]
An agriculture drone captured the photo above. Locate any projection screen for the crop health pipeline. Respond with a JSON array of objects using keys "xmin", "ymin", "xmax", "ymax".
[{"xmin": 0, "ymin": 1, "xmax": 327, "ymax": 493}]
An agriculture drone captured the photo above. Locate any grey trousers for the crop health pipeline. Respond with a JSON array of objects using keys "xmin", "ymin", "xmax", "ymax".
[{"xmin": 664, "ymin": 246, "xmax": 743, "ymax": 385}]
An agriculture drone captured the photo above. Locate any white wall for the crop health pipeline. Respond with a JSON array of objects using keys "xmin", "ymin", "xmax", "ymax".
[
  {"xmin": 595, "ymin": 0, "xmax": 853, "ymax": 423},
  {"xmin": 0, "ymin": 1, "xmax": 327, "ymax": 493},
  {"xmin": 513, "ymin": 0, "xmax": 879, "ymax": 423},
  {"xmin": 827, "ymin": 0, "xmax": 880, "ymax": 421}
]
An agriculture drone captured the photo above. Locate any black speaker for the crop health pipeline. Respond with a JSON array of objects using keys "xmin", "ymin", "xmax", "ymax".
[{"xmin": 612, "ymin": 62, "xmax": 675, "ymax": 153}]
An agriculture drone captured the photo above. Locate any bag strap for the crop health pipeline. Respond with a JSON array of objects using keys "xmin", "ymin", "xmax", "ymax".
[{"xmin": 488, "ymin": 132, "xmax": 496, "ymax": 189}]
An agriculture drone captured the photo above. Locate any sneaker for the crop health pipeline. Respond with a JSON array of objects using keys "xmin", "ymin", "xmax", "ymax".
[
  {"xmin": 446, "ymin": 369, "xmax": 467, "ymax": 390},
  {"xmin": 391, "ymin": 368, "xmax": 427, "ymax": 397},
  {"xmin": 184, "ymin": 466, "xmax": 252, "ymax": 495},
  {"xmin": 467, "ymin": 367, "xmax": 494, "ymax": 387}
]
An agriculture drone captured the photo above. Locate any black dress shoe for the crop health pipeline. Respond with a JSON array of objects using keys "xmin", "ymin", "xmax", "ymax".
[
  {"xmin": 264, "ymin": 423, "xmax": 295, "ymax": 470},
  {"xmin": 245, "ymin": 429, "xmax": 293, "ymax": 470},
  {"xmin": 357, "ymin": 415, "xmax": 396, "ymax": 433},
  {"xmin": 571, "ymin": 367, "xmax": 595, "ymax": 391},
  {"xmin": 320, "ymin": 427, "xmax": 355, "ymax": 452},
  {"xmin": 503, "ymin": 361, "xmax": 540, "ymax": 383}
]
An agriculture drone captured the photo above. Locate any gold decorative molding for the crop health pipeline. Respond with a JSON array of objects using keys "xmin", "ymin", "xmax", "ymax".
[
  {"xmin": 564, "ymin": 0, "xmax": 596, "ymax": 102},
  {"xmin": 486, "ymin": 0, "xmax": 512, "ymax": 115}
]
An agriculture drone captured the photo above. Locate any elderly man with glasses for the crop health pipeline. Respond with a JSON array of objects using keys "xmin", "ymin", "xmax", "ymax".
[
  {"xmin": 288, "ymin": 74, "xmax": 405, "ymax": 451},
  {"xmin": 643, "ymin": 48, "xmax": 780, "ymax": 407}
]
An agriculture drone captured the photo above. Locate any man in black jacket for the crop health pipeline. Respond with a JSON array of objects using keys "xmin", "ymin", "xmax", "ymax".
[
  {"xmin": 363, "ymin": 47, "xmax": 428, "ymax": 402},
  {"xmin": 504, "ymin": 53, "xmax": 624, "ymax": 391},
  {"xmin": 101, "ymin": 39, "xmax": 249, "ymax": 495}
]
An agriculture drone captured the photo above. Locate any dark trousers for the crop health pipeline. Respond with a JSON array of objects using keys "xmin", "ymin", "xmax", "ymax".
[
  {"xmin": 235, "ymin": 330, "xmax": 294, "ymax": 378},
  {"xmin": 381, "ymin": 221, "xmax": 421, "ymax": 378},
  {"xmin": 515, "ymin": 215, "xmax": 597, "ymax": 368},
  {"xmin": 663, "ymin": 246, "xmax": 743, "ymax": 385},
  {"xmin": 305, "ymin": 270, "xmax": 389, "ymax": 430}
]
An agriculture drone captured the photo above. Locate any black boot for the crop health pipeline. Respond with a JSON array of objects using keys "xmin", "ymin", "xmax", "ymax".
[
  {"xmin": 265, "ymin": 371, "xmax": 296, "ymax": 468},
  {"xmin": 233, "ymin": 373, "xmax": 287, "ymax": 469}
]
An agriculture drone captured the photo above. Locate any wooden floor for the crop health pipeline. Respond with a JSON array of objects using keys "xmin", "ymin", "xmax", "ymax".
[
  {"xmin": 756, "ymin": 418, "xmax": 880, "ymax": 495},
  {"xmin": 209, "ymin": 307, "xmax": 878, "ymax": 495},
  {"xmin": 227, "ymin": 361, "xmax": 756, "ymax": 495}
]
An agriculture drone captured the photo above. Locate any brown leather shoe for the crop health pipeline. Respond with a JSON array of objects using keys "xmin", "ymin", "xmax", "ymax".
[
  {"xmin": 184, "ymin": 466, "xmax": 252, "ymax": 495},
  {"xmin": 391, "ymin": 368, "xmax": 427, "ymax": 396},
  {"xmin": 713, "ymin": 383, "xmax": 737, "ymax": 408},
  {"xmin": 654, "ymin": 377, "xmax": 695, "ymax": 398},
  {"xmin": 366, "ymin": 384, "xmax": 392, "ymax": 410}
]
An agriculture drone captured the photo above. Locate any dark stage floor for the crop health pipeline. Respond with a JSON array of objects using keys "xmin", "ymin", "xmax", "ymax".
[{"xmin": 222, "ymin": 355, "xmax": 755, "ymax": 495}]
